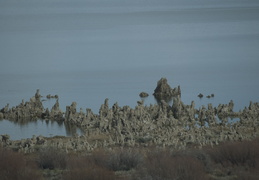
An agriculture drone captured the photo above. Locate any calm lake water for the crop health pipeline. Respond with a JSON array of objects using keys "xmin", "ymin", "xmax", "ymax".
[
  {"xmin": 1, "ymin": 0, "xmax": 259, "ymax": 140},
  {"xmin": 0, "ymin": 119, "xmax": 84, "ymax": 140}
]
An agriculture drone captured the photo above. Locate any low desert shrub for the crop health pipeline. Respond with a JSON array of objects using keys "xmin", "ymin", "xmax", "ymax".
[
  {"xmin": 0, "ymin": 148, "xmax": 42, "ymax": 180},
  {"xmin": 172, "ymin": 148, "xmax": 212, "ymax": 173},
  {"xmin": 38, "ymin": 146, "xmax": 67, "ymax": 169},
  {"xmin": 235, "ymin": 169, "xmax": 259, "ymax": 180},
  {"xmin": 64, "ymin": 166, "xmax": 116, "ymax": 180},
  {"xmin": 86, "ymin": 148, "xmax": 143, "ymax": 171},
  {"xmin": 91, "ymin": 149, "xmax": 110, "ymax": 168},
  {"xmin": 208, "ymin": 140, "xmax": 259, "ymax": 168},
  {"xmin": 135, "ymin": 149, "xmax": 209, "ymax": 180},
  {"xmin": 107, "ymin": 148, "xmax": 143, "ymax": 171},
  {"xmin": 63, "ymin": 148, "xmax": 142, "ymax": 180},
  {"xmin": 206, "ymin": 139, "xmax": 259, "ymax": 179},
  {"xmin": 64, "ymin": 155, "xmax": 116, "ymax": 180}
]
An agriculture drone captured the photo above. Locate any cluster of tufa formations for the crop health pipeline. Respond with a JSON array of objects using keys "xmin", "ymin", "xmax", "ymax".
[
  {"xmin": 1, "ymin": 78, "xmax": 259, "ymax": 153},
  {"xmin": 153, "ymin": 78, "xmax": 181, "ymax": 102}
]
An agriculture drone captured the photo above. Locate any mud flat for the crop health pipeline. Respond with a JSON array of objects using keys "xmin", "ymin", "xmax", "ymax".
[{"xmin": 1, "ymin": 78, "xmax": 259, "ymax": 153}]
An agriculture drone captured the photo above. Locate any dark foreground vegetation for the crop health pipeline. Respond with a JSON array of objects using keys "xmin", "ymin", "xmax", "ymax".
[{"xmin": 1, "ymin": 138, "xmax": 259, "ymax": 180}]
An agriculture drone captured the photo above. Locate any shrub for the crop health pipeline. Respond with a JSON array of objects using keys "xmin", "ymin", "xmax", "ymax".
[
  {"xmin": 235, "ymin": 169, "xmax": 259, "ymax": 180},
  {"xmin": 86, "ymin": 148, "xmax": 143, "ymax": 171},
  {"xmin": 0, "ymin": 148, "xmax": 42, "ymax": 180},
  {"xmin": 208, "ymin": 140, "xmax": 259, "ymax": 168},
  {"xmin": 107, "ymin": 148, "xmax": 143, "ymax": 171},
  {"xmin": 63, "ymin": 148, "xmax": 142, "ymax": 180},
  {"xmin": 91, "ymin": 149, "xmax": 110, "ymax": 168},
  {"xmin": 38, "ymin": 146, "xmax": 67, "ymax": 169},
  {"xmin": 64, "ymin": 155, "xmax": 117, "ymax": 180},
  {"xmin": 64, "ymin": 165, "xmax": 116, "ymax": 180},
  {"xmin": 206, "ymin": 139, "xmax": 259, "ymax": 179},
  {"xmin": 135, "ymin": 149, "xmax": 209, "ymax": 180},
  {"xmin": 172, "ymin": 148, "xmax": 212, "ymax": 173}
]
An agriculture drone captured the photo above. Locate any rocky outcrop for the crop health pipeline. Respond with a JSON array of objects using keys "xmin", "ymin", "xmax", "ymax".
[
  {"xmin": 198, "ymin": 93, "xmax": 214, "ymax": 98},
  {"xmin": 153, "ymin": 78, "xmax": 181, "ymax": 102},
  {"xmin": 58, "ymin": 96, "xmax": 258, "ymax": 150},
  {"xmin": 46, "ymin": 94, "xmax": 59, "ymax": 99},
  {"xmin": 0, "ymin": 134, "xmax": 10, "ymax": 146},
  {"xmin": 1, "ymin": 79, "xmax": 259, "ymax": 153},
  {"xmin": 198, "ymin": 93, "xmax": 203, "ymax": 98},
  {"xmin": 49, "ymin": 99, "xmax": 64, "ymax": 121},
  {"xmin": 139, "ymin": 92, "xmax": 149, "ymax": 98},
  {"xmin": 0, "ymin": 89, "xmax": 64, "ymax": 122},
  {"xmin": 0, "ymin": 89, "xmax": 45, "ymax": 121}
]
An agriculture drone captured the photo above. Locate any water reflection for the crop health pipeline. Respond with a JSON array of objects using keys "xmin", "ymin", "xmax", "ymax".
[
  {"xmin": 64, "ymin": 121, "xmax": 84, "ymax": 137},
  {"xmin": 0, "ymin": 119, "xmax": 84, "ymax": 140}
]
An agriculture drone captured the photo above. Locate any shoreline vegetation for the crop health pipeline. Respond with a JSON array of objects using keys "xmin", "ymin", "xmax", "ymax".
[
  {"xmin": 1, "ymin": 139, "xmax": 259, "ymax": 180},
  {"xmin": 1, "ymin": 77, "xmax": 259, "ymax": 179}
]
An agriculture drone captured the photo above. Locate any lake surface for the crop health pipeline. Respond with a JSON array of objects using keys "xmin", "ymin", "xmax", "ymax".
[
  {"xmin": 1, "ymin": 0, "xmax": 259, "ymax": 139},
  {"xmin": 0, "ymin": 119, "xmax": 84, "ymax": 140}
]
